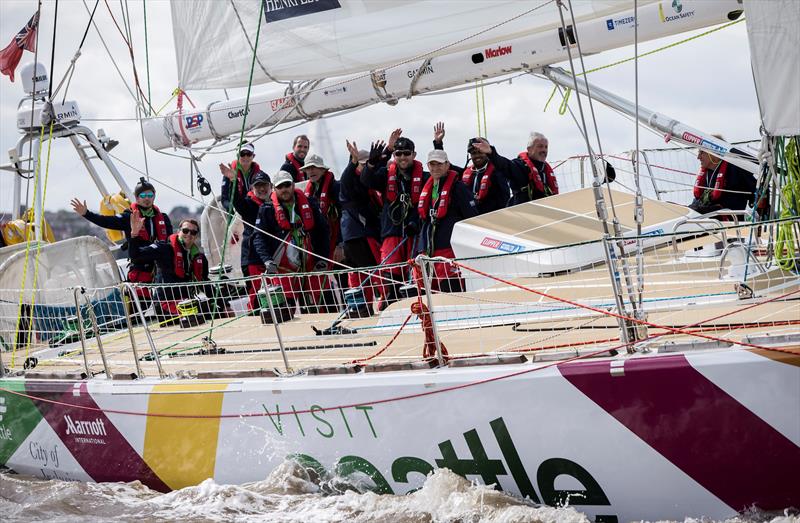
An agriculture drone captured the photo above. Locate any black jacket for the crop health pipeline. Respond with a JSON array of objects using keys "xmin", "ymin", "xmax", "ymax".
[
  {"xmin": 420, "ymin": 176, "xmax": 479, "ymax": 253},
  {"xmin": 491, "ymin": 151, "xmax": 554, "ymax": 205},
  {"xmin": 360, "ymin": 159, "xmax": 430, "ymax": 239},
  {"xmin": 231, "ymin": 189, "xmax": 267, "ymax": 267},
  {"xmin": 339, "ymin": 161, "xmax": 381, "ymax": 242},
  {"xmin": 83, "ymin": 208, "xmax": 173, "ymax": 271},
  {"xmin": 129, "ymin": 235, "xmax": 209, "ymax": 285},
  {"xmin": 252, "ymin": 194, "xmax": 330, "ymax": 269}
]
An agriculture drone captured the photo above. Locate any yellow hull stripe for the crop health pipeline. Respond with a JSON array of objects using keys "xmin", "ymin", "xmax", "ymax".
[{"xmin": 143, "ymin": 383, "xmax": 228, "ymax": 490}]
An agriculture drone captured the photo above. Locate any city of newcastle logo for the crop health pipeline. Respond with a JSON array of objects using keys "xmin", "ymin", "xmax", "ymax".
[{"xmin": 262, "ymin": 0, "xmax": 341, "ymax": 23}]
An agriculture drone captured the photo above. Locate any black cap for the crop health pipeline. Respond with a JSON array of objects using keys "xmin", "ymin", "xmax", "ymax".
[
  {"xmin": 394, "ymin": 137, "xmax": 415, "ymax": 152},
  {"xmin": 134, "ymin": 177, "xmax": 156, "ymax": 197},
  {"xmin": 252, "ymin": 171, "xmax": 271, "ymax": 186}
]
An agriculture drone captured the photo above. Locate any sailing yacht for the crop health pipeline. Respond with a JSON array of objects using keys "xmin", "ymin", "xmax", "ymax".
[{"xmin": 0, "ymin": 1, "xmax": 798, "ymax": 520}]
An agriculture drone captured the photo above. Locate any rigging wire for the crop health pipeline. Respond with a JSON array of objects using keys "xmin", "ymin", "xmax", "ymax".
[{"xmin": 47, "ymin": 0, "xmax": 59, "ymax": 99}]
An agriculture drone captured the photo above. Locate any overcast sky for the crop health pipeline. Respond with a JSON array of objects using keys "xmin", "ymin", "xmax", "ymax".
[{"xmin": 0, "ymin": 0, "xmax": 759, "ymax": 215}]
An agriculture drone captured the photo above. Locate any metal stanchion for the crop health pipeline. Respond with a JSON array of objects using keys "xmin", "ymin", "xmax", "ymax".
[
  {"xmin": 260, "ymin": 274, "xmax": 291, "ymax": 373},
  {"xmin": 81, "ymin": 291, "xmax": 113, "ymax": 379},
  {"xmin": 120, "ymin": 283, "xmax": 143, "ymax": 378},
  {"xmin": 123, "ymin": 283, "xmax": 165, "ymax": 378},
  {"xmin": 72, "ymin": 287, "xmax": 92, "ymax": 377}
]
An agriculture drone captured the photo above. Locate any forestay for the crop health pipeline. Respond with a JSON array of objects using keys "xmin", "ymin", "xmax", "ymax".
[
  {"xmin": 171, "ymin": 0, "xmax": 654, "ymax": 89},
  {"xmin": 743, "ymin": 0, "xmax": 800, "ymax": 136}
]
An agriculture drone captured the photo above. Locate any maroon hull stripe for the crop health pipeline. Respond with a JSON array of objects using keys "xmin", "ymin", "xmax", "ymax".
[
  {"xmin": 26, "ymin": 382, "xmax": 169, "ymax": 492},
  {"xmin": 559, "ymin": 354, "xmax": 800, "ymax": 511}
]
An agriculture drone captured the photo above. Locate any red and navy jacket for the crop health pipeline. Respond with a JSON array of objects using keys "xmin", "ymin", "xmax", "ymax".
[
  {"xmin": 492, "ymin": 150, "xmax": 558, "ymax": 205},
  {"xmin": 220, "ymin": 160, "xmax": 263, "ymax": 213},
  {"xmin": 231, "ymin": 188, "xmax": 268, "ymax": 267},
  {"xmin": 252, "ymin": 192, "xmax": 330, "ymax": 268},
  {"xmin": 129, "ymin": 234, "xmax": 209, "ymax": 284},
  {"xmin": 360, "ymin": 157, "xmax": 430, "ymax": 239},
  {"xmin": 83, "ymin": 205, "xmax": 172, "ymax": 273},
  {"xmin": 417, "ymin": 171, "xmax": 479, "ymax": 252},
  {"xmin": 461, "ymin": 151, "xmax": 510, "ymax": 214},
  {"xmin": 281, "ymin": 153, "xmax": 306, "ymax": 183},
  {"xmin": 339, "ymin": 161, "xmax": 382, "ymax": 242},
  {"xmin": 693, "ymin": 156, "xmax": 757, "ymax": 212}
]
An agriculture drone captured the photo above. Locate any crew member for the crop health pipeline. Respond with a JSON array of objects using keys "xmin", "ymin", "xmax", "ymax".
[
  {"xmin": 252, "ymin": 170, "xmax": 330, "ymax": 310},
  {"xmin": 494, "ymin": 132, "xmax": 559, "ymax": 205},
  {"xmin": 281, "ymin": 134, "xmax": 310, "ymax": 183},
  {"xmin": 418, "ymin": 150, "xmax": 478, "ymax": 292},
  {"xmin": 461, "ymin": 138, "xmax": 510, "ymax": 214},
  {"xmin": 129, "ymin": 216, "xmax": 211, "ymax": 320},
  {"xmin": 360, "ymin": 130, "xmax": 429, "ymax": 309},
  {"xmin": 691, "ymin": 137, "xmax": 757, "ymax": 216},
  {"xmin": 301, "ymin": 154, "xmax": 341, "ymax": 264},
  {"xmin": 70, "ymin": 177, "xmax": 173, "ymax": 297},
  {"xmin": 220, "ymin": 164, "xmax": 272, "ymax": 311},
  {"xmin": 341, "ymin": 140, "xmax": 383, "ymax": 316},
  {"xmin": 220, "ymin": 142, "xmax": 264, "ymax": 214}
]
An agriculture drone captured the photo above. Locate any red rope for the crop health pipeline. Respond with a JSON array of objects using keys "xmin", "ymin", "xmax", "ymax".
[
  {"xmin": 453, "ymin": 260, "xmax": 799, "ymax": 353},
  {"xmin": 350, "ymin": 313, "xmax": 412, "ymax": 364}
]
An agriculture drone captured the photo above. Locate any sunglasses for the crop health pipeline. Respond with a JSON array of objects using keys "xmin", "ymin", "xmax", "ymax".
[
  {"xmin": 239, "ymin": 151, "xmax": 253, "ymax": 157},
  {"xmin": 393, "ymin": 150, "xmax": 413, "ymax": 157},
  {"xmin": 137, "ymin": 191, "xmax": 155, "ymax": 199},
  {"xmin": 181, "ymin": 228, "xmax": 199, "ymax": 236}
]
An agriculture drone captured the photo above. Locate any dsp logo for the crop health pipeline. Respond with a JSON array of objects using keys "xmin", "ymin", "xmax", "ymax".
[{"xmin": 184, "ymin": 114, "xmax": 204, "ymax": 130}]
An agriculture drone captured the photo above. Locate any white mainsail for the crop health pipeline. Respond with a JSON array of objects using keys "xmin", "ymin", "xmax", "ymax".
[
  {"xmin": 171, "ymin": 0, "xmax": 658, "ymax": 89},
  {"xmin": 743, "ymin": 0, "xmax": 800, "ymax": 136}
]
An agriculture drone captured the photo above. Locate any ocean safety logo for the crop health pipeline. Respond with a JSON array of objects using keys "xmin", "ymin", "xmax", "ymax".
[{"xmin": 659, "ymin": 0, "xmax": 694, "ymax": 22}]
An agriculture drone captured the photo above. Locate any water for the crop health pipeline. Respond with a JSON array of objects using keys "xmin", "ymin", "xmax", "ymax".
[{"xmin": 0, "ymin": 463, "xmax": 796, "ymax": 523}]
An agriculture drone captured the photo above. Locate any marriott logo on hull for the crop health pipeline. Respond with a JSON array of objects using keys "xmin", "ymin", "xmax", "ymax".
[
  {"xmin": 65, "ymin": 415, "xmax": 107, "ymax": 436},
  {"xmin": 472, "ymin": 45, "xmax": 512, "ymax": 64}
]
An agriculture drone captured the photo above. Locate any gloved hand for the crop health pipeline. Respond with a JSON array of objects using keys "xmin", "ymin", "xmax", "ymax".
[
  {"xmin": 404, "ymin": 220, "xmax": 419, "ymax": 237},
  {"xmin": 368, "ymin": 140, "xmax": 386, "ymax": 166},
  {"xmin": 264, "ymin": 261, "xmax": 278, "ymax": 274},
  {"xmin": 314, "ymin": 260, "xmax": 328, "ymax": 272}
]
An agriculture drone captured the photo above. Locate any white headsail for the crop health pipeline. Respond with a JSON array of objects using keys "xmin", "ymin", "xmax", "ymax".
[
  {"xmin": 171, "ymin": 0, "xmax": 659, "ymax": 89},
  {"xmin": 743, "ymin": 0, "xmax": 800, "ymax": 136}
]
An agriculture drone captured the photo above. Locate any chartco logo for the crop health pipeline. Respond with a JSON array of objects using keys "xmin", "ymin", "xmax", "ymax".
[
  {"xmin": 471, "ymin": 45, "xmax": 512, "ymax": 64},
  {"xmin": 227, "ymin": 107, "xmax": 249, "ymax": 119}
]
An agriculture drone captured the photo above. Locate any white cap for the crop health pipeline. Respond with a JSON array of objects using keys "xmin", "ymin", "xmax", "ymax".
[
  {"xmin": 427, "ymin": 150, "xmax": 449, "ymax": 163},
  {"xmin": 239, "ymin": 142, "xmax": 255, "ymax": 155},
  {"xmin": 300, "ymin": 153, "xmax": 328, "ymax": 170},
  {"xmin": 272, "ymin": 170, "xmax": 294, "ymax": 187}
]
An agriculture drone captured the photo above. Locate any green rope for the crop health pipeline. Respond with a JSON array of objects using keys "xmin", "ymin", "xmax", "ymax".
[
  {"xmin": 776, "ymin": 137, "xmax": 800, "ymax": 271},
  {"xmin": 206, "ymin": 1, "xmax": 265, "ymax": 336}
]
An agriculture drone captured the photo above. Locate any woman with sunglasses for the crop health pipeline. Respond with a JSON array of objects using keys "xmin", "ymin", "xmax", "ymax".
[
  {"xmin": 129, "ymin": 216, "xmax": 212, "ymax": 322},
  {"xmin": 220, "ymin": 142, "xmax": 264, "ymax": 214},
  {"xmin": 70, "ymin": 177, "xmax": 173, "ymax": 302}
]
